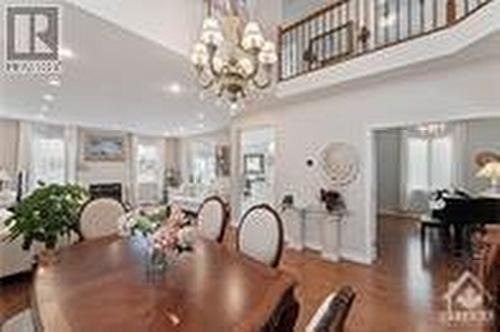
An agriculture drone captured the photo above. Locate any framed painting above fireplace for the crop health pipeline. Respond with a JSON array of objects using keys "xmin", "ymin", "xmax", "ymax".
[{"xmin": 83, "ymin": 132, "xmax": 126, "ymax": 162}]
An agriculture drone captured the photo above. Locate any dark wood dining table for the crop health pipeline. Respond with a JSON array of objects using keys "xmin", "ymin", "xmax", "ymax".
[{"xmin": 32, "ymin": 236, "xmax": 298, "ymax": 332}]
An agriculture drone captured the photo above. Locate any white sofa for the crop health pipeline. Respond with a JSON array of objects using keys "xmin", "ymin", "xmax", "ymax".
[
  {"xmin": 169, "ymin": 179, "xmax": 230, "ymax": 214},
  {"xmin": 0, "ymin": 209, "xmax": 33, "ymax": 278}
]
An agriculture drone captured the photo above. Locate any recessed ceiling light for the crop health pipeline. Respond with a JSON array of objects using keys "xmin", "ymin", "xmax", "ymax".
[
  {"xmin": 37, "ymin": 113, "xmax": 46, "ymax": 120},
  {"xmin": 41, "ymin": 105, "xmax": 50, "ymax": 113},
  {"xmin": 48, "ymin": 78, "xmax": 61, "ymax": 87},
  {"xmin": 178, "ymin": 126, "xmax": 185, "ymax": 132},
  {"xmin": 42, "ymin": 94, "xmax": 54, "ymax": 102},
  {"xmin": 197, "ymin": 113, "xmax": 205, "ymax": 120},
  {"xmin": 197, "ymin": 123, "xmax": 205, "ymax": 129},
  {"xmin": 59, "ymin": 47, "xmax": 75, "ymax": 59},
  {"xmin": 167, "ymin": 83, "xmax": 182, "ymax": 94}
]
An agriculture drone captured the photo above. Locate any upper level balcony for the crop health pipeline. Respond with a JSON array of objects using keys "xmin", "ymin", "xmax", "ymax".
[{"xmin": 278, "ymin": 0, "xmax": 495, "ymax": 82}]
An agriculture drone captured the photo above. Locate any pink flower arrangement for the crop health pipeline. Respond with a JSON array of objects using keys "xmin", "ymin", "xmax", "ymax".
[
  {"xmin": 152, "ymin": 223, "xmax": 181, "ymax": 252},
  {"xmin": 151, "ymin": 204, "xmax": 196, "ymax": 254}
]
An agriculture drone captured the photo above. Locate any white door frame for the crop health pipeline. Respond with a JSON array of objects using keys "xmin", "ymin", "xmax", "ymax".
[
  {"xmin": 233, "ymin": 124, "xmax": 277, "ymax": 221},
  {"xmin": 365, "ymin": 112, "xmax": 500, "ymax": 263}
]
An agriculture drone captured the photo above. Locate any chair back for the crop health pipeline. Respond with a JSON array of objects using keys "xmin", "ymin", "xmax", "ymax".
[
  {"xmin": 306, "ymin": 286, "xmax": 356, "ymax": 332},
  {"xmin": 237, "ymin": 204, "xmax": 284, "ymax": 268},
  {"xmin": 79, "ymin": 198, "xmax": 126, "ymax": 240},
  {"xmin": 197, "ymin": 196, "xmax": 229, "ymax": 242}
]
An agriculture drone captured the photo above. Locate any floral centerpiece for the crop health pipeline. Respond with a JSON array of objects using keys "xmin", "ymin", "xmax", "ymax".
[
  {"xmin": 118, "ymin": 204, "xmax": 197, "ymax": 274},
  {"xmin": 118, "ymin": 205, "xmax": 167, "ymax": 237}
]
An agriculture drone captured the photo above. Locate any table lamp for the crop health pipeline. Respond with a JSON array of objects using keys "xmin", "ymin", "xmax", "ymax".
[{"xmin": 477, "ymin": 161, "xmax": 500, "ymax": 197}]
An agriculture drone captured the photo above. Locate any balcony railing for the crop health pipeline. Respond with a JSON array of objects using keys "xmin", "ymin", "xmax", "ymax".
[{"xmin": 278, "ymin": 0, "xmax": 493, "ymax": 81}]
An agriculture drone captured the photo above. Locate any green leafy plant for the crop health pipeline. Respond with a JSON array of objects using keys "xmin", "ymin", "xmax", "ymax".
[
  {"xmin": 4, "ymin": 183, "xmax": 88, "ymax": 250},
  {"xmin": 132, "ymin": 206, "xmax": 170, "ymax": 236}
]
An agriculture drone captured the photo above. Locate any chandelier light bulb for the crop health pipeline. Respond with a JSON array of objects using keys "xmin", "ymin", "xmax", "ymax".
[
  {"xmin": 212, "ymin": 56, "xmax": 224, "ymax": 72},
  {"xmin": 191, "ymin": 43, "xmax": 209, "ymax": 66},
  {"xmin": 242, "ymin": 21, "xmax": 265, "ymax": 50},
  {"xmin": 201, "ymin": 17, "xmax": 224, "ymax": 46}
]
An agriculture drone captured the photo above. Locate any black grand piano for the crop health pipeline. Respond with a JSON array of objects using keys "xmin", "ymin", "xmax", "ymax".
[{"xmin": 432, "ymin": 195, "xmax": 500, "ymax": 249}]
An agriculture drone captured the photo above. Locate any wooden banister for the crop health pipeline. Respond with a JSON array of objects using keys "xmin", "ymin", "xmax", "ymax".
[{"xmin": 278, "ymin": 0, "xmax": 494, "ymax": 81}]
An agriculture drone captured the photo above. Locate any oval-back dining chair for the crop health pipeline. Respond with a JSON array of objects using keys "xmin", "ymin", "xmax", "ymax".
[
  {"xmin": 79, "ymin": 198, "xmax": 127, "ymax": 240},
  {"xmin": 305, "ymin": 286, "xmax": 356, "ymax": 332},
  {"xmin": 237, "ymin": 204, "xmax": 284, "ymax": 268},
  {"xmin": 196, "ymin": 196, "xmax": 229, "ymax": 243}
]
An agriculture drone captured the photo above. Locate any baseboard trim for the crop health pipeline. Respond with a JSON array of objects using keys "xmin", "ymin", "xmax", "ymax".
[
  {"xmin": 341, "ymin": 248, "xmax": 373, "ymax": 265},
  {"xmin": 322, "ymin": 252, "xmax": 340, "ymax": 262}
]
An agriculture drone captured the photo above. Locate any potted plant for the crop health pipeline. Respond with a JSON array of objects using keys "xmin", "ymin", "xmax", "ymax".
[
  {"xmin": 320, "ymin": 189, "xmax": 346, "ymax": 215},
  {"xmin": 4, "ymin": 183, "xmax": 87, "ymax": 265}
]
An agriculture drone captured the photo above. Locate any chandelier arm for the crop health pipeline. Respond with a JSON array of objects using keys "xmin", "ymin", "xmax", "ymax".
[
  {"xmin": 252, "ymin": 68, "xmax": 273, "ymax": 89},
  {"xmin": 252, "ymin": 63, "xmax": 274, "ymax": 89},
  {"xmin": 196, "ymin": 68, "xmax": 216, "ymax": 89},
  {"xmin": 200, "ymin": 76, "xmax": 215, "ymax": 90},
  {"xmin": 252, "ymin": 76, "xmax": 272, "ymax": 90},
  {"xmin": 242, "ymin": 50, "xmax": 261, "ymax": 80},
  {"xmin": 206, "ymin": 46, "xmax": 222, "ymax": 79}
]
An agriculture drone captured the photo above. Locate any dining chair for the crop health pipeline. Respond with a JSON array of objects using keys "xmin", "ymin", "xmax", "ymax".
[
  {"xmin": 237, "ymin": 204, "xmax": 284, "ymax": 268},
  {"xmin": 196, "ymin": 196, "xmax": 229, "ymax": 243},
  {"xmin": 79, "ymin": 198, "xmax": 127, "ymax": 240},
  {"xmin": 305, "ymin": 286, "xmax": 356, "ymax": 332}
]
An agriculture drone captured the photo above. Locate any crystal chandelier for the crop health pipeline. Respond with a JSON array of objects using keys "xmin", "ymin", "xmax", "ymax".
[{"xmin": 190, "ymin": 2, "xmax": 277, "ymax": 109}]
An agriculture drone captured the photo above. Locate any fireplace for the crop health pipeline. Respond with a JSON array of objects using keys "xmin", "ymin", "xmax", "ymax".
[{"xmin": 89, "ymin": 183, "xmax": 122, "ymax": 202}]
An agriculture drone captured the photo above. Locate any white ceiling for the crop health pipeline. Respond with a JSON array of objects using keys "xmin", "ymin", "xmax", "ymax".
[{"xmin": 0, "ymin": 1, "xmax": 232, "ymax": 137}]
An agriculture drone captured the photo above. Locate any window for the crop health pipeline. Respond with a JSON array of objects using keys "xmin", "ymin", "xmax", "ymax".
[
  {"xmin": 135, "ymin": 138, "xmax": 164, "ymax": 204},
  {"xmin": 137, "ymin": 145, "xmax": 161, "ymax": 184},
  {"xmin": 31, "ymin": 125, "xmax": 66, "ymax": 187},
  {"xmin": 190, "ymin": 141, "xmax": 215, "ymax": 184},
  {"xmin": 406, "ymin": 135, "xmax": 453, "ymax": 195}
]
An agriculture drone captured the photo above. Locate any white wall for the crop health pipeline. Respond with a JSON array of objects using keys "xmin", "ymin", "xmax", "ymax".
[
  {"xmin": 282, "ymin": 0, "xmax": 326, "ymax": 23},
  {"xmin": 232, "ymin": 55, "xmax": 500, "ymax": 264}
]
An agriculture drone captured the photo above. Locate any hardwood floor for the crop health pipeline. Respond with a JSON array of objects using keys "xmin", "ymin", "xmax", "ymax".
[
  {"xmin": 0, "ymin": 272, "xmax": 31, "ymax": 326},
  {"xmin": 277, "ymin": 216, "xmax": 485, "ymax": 332},
  {"xmin": 0, "ymin": 216, "xmax": 490, "ymax": 331}
]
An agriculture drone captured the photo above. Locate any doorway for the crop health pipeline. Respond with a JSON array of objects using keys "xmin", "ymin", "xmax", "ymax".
[{"xmin": 238, "ymin": 126, "xmax": 276, "ymax": 218}]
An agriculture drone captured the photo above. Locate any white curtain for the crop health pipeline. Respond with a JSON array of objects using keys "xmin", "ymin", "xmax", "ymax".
[
  {"xmin": 189, "ymin": 140, "xmax": 216, "ymax": 185},
  {"xmin": 64, "ymin": 125, "xmax": 79, "ymax": 184},
  {"xmin": 133, "ymin": 136, "xmax": 165, "ymax": 205},
  {"xmin": 400, "ymin": 123, "xmax": 466, "ymax": 213},
  {"xmin": 16, "ymin": 122, "xmax": 80, "ymax": 195},
  {"xmin": 30, "ymin": 123, "xmax": 66, "ymax": 188}
]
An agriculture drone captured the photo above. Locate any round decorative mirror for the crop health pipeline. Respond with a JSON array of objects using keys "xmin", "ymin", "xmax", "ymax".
[{"xmin": 319, "ymin": 142, "xmax": 359, "ymax": 187}]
